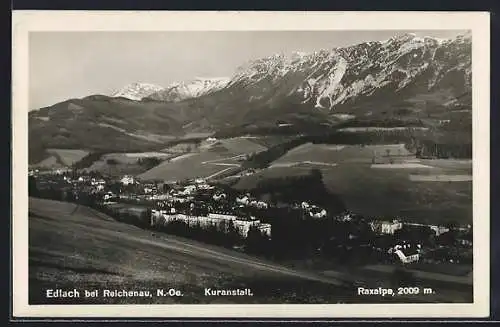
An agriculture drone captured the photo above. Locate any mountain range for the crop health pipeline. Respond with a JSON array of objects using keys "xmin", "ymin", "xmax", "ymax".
[
  {"xmin": 29, "ymin": 32, "xmax": 472, "ymax": 164},
  {"xmin": 111, "ymin": 83, "xmax": 165, "ymax": 101},
  {"xmin": 112, "ymin": 77, "xmax": 231, "ymax": 102},
  {"xmin": 145, "ymin": 77, "xmax": 231, "ymax": 102}
]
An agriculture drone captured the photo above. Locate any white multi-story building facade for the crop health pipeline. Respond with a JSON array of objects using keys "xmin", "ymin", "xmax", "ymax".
[
  {"xmin": 150, "ymin": 210, "xmax": 271, "ymax": 238},
  {"xmin": 371, "ymin": 220, "xmax": 403, "ymax": 235}
]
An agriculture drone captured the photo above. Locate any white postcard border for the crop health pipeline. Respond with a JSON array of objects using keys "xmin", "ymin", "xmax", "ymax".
[{"xmin": 12, "ymin": 10, "xmax": 490, "ymax": 318}]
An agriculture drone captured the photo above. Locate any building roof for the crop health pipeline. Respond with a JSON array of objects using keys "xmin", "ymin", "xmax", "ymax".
[{"xmin": 392, "ymin": 243, "xmax": 421, "ymax": 257}]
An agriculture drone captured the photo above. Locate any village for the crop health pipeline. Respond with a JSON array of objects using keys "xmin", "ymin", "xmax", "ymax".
[{"xmin": 28, "ymin": 167, "xmax": 473, "ymax": 268}]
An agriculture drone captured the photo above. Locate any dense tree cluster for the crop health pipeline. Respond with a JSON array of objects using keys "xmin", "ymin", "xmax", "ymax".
[
  {"xmin": 137, "ymin": 157, "xmax": 162, "ymax": 170},
  {"xmin": 243, "ymin": 138, "xmax": 307, "ymax": 169},
  {"xmin": 73, "ymin": 151, "xmax": 107, "ymax": 169},
  {"xmin": 251, "ymin": 169, "xmax": 345, "ymax": 212},
  {"xmin": 416, "ymin": 141, "xmax": 472, "ymax": 159}
]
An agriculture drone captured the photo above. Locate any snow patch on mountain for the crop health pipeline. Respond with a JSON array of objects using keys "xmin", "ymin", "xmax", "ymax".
[
  {"xmin": 314, "ymin": 54, "xmax": 348, "ymax": 108},
  {"xmin": 147, "ymin": 77, "xmax": 230, "ymax": 102},
  {"xmin": 227, "ymin": 32, "xmax": 471, "ymax": 110},
  {"xmin": 111, "ymin": 83, "xmax": 165, "ymax": 101}
]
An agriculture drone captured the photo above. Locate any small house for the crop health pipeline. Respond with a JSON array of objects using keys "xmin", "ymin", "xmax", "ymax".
[
  {"xmin": 120, "ymin": 175, "xmax": 135, "ymax": 185},
  {"xmin": 308, "ymin": 207, "xmax": 327, "ymax": 219},
  {"xmin": 390, "ymin": 243, "xmax": 421, "ymax": 264},
  {"xmin": 371, "ymin": 220, "xmax": 403, "ymax": 235},
  {"xmin": 429, "ymin": 225, "xmax": 450, "ymax": 236},
  {"xmin": 212, "ymin": 193, "xmax": 227, "ymax": 201}
]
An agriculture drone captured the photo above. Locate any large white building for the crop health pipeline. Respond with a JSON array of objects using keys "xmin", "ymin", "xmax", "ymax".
[
  {"xmin": 371, "ymin": 220, "xmax": 403, "ymax": 235},
  {"xmin": 429, "ymin": 225, "xmax": 450, "ymax": 236},
  {"xmin": 150, "ymin": 210, "xmax": 271, "ymax": 238}
]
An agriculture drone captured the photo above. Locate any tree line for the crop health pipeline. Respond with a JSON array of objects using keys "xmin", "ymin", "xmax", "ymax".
[
  {"xmin": 335, "ymin": 118, "xmax": 425, "ymax": 129},
  {"xmin": 28, "ymin": 176, "xmax": 272, "ymax": 256},
  {"xmin": 28, "ymin": 174, "xmax": 472, "ymax": 265},
  {"xmin": 416, "ymin": 140, "xmax": 472, "ymax": 159},
  {"xmin": 242, "ymin": 128, "xmax": 472, "ymax": 169}
]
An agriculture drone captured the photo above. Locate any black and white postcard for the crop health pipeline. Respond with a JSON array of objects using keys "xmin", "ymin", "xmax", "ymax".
[{"xmin": 12, "ymin": 11, "xmax": 490, "ymax": 318}]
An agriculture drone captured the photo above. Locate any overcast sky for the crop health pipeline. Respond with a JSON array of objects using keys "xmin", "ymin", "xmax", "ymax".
[{"xmin": 29, "ymin": 30, "xmax": 466, "ymax": 110}]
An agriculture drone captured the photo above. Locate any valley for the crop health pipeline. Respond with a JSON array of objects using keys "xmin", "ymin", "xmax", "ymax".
[
  {"xmin": 32, "ymin": 133, "xmax": 472, "ymax": 227},
  {"xmin": 26, "ymin": 30, "xmax": 475, "ymax": 306},
  {"xmin": 228, "ymin": 142, "xmax": 472, "ymax": 226},
  {"xmin": 29, "ymin": 32, "xmax": 472, "ymax": 166}
]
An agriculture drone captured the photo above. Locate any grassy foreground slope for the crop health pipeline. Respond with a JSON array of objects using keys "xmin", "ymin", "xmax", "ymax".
[
  {"xmin": 29, "ymin": 198, "xmax": 359, "ymax": 304},
  {"xmin": 28, "ymin": 198, "xmax": 472, "ymax": 304}
]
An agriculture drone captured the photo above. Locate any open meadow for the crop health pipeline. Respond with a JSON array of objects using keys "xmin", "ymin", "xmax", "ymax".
[
  {"xmin": 46, "ymin": 149, "xmax": 90, "ymax": 166},
  {"xmin": 139, "ymin": 137, "xmax": 267, "ymax": 182},
  {"xmin": 30, "ymin": 149, "xmax": 90, "ymax": 168},
  {"xmin": 271, "ymin": 143, "xmax": 413, "ymax": 167},
  {"xmin": 30, "ymin": 156, "xmax": 62, "ymax": 169},
  {"xmin": 320, "ymin": 164, "xmax": 472, "ymax": 225},
  {"xmin": 84, "ymin": 152, "xmax": 174, "ymax": 177},
  {"xmin": 233, "ymin": 142, "xmax": 473, "ymax": 226}
]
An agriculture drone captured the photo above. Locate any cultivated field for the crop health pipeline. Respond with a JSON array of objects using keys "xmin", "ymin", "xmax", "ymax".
[
  {"xmin": 322, "ymin": 165, "xmax": 472, "ymax": 225},
  {"xmin": 419, "ymin": 159, "xmax": 473, "ymax": 173},
  {"xmin": 371, "ymin": 163, "xmax": 433, "ymax": 169},
  {"xmin": 32, "ymin": 149, "xmax": 90, "ymax": 169},
  {"xmin": 97, "ymin": 123, "xmax": 176, "ymax": 143},
  {"xmin": 139, "ymin": 138, "xmax": 267, "ymax": 182},
  {"xmin": 233, "ymin": 143, "xmax": 472, "ymax": 226},
  {"xmin": 272, "ymin": 143, "xmax": 412, "ymax": 167},
  {"xmin": 248, "ymin": 135, "xmax": 298, "ymax": 148},
  {"xmin": 46, "ymin": 149, "xmax": 90, "ymax": 166},
  {"xmin": 32, "ymin": 156, "xmax": 61, "ymax": 169},
  {"xmin": 161, "ymin": 142, "xmax": 199, "ymax": 154},
  {"xmin": 232, "ymin": 167, "xmax": 315, "ymax": 190},
  {"xmin": 214, "ymin": 138, "xmax": 267, "ymax": 154},
  {"xmin": 122, "ymin": 152, "xmax": 172, "ymax": 158},
  {"xmin": 331, "ymin": 113, "xmax": 356, "ymax": 121},
  {"xmin": 138, "ymin": 151, "xmax": 241, "ymax": 182},
  {"xmin": 270, "ymin": 161, "xmax": 338, "ymax": 168},
  {"xmin": 84, "ymin": 152, "xmax": 174, "ymax": 177},
  {"xmin": 409, "ymin": 175, "xmax": 473, "ymax": 182},
  {"xmin": 338, "ymin": 127, "xmax": 429, "ymax": 132}
]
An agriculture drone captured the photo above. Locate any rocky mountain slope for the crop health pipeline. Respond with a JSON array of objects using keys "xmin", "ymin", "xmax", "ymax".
[
  {"xmin": 145, "ymin": 77, "xmax": 230, "ymax": 102},
  {"xmin": 111, "ymin": 83, "xmax": 165, "ymax": 101},
  {"xmin": 29, "ymin": 32, "xmax": 472, "ymax": 164},
  {"xmin": 182, "ymin": 32, "xmax": 472, "ymax": 130},
  {"xmin": 228, "ymin": 33, "xmax": 471, "ymax": 111}
]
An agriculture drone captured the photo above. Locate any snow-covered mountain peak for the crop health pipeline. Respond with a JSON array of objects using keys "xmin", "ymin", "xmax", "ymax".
[
  {"xmin": 110, "ymin": 32, "xmax": 471, "ymax": 112},
  {"xmin": 111, "ymin": 82, "xmax": 165, "ymax": 101},
  {"xmin": 225, "ymin": 32, "xmax": 471, "ymax": 110},
  {"xmin": 146, "ymin": 77, "xmax": 230, "ymax": 102}
]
